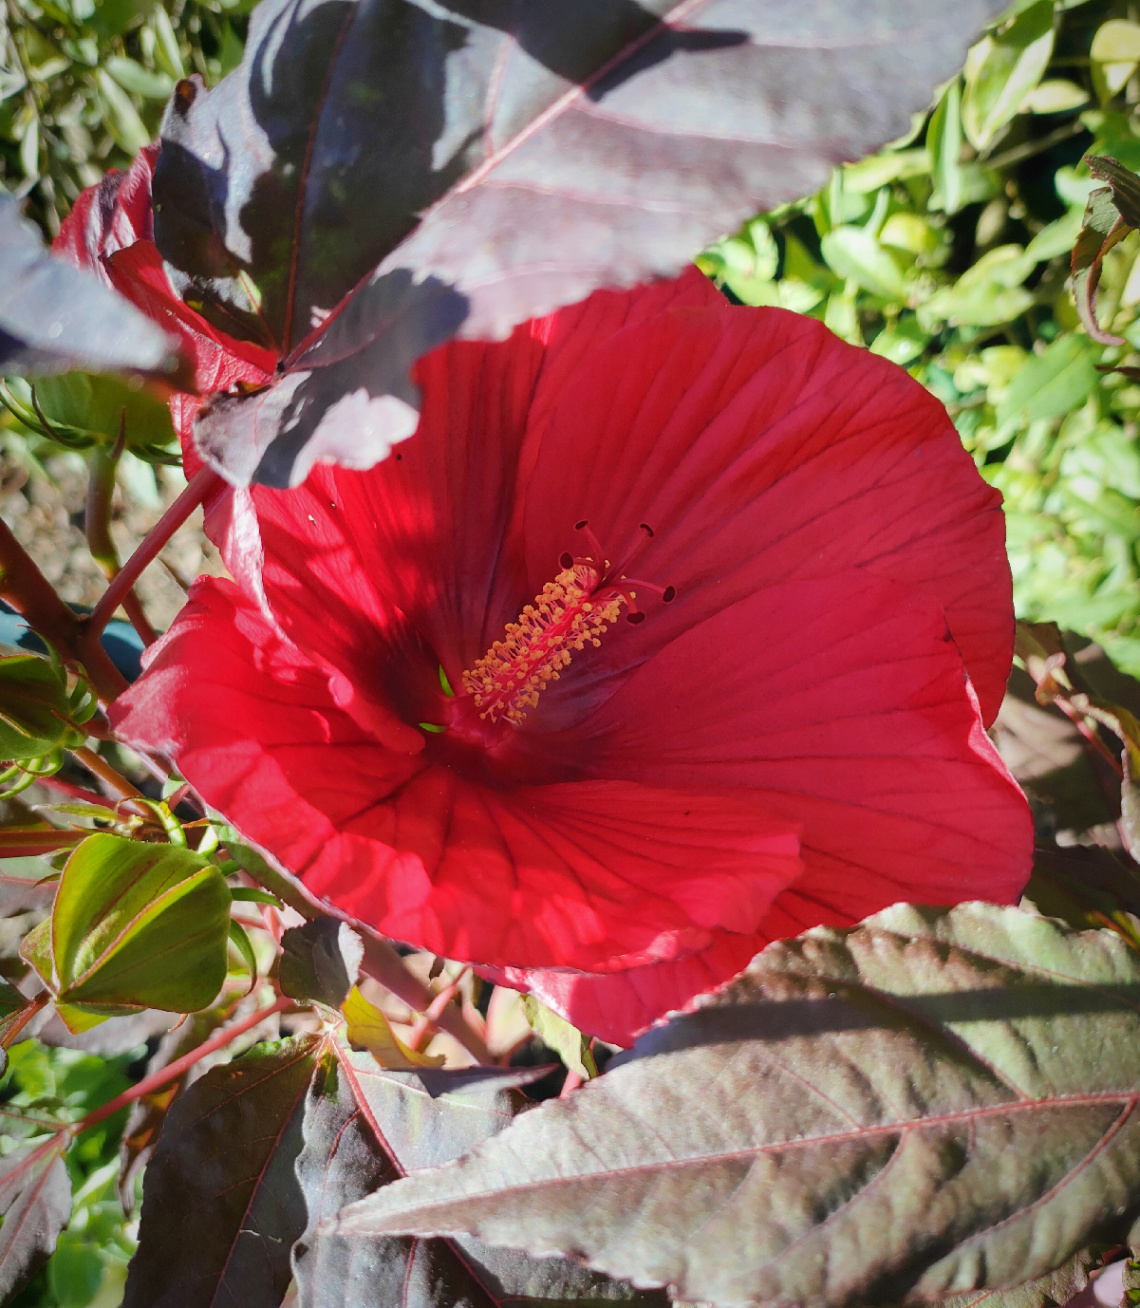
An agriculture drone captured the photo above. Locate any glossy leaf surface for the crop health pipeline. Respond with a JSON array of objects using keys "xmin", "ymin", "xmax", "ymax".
[
  {"xmin": 155, "ymin": 0, "xmax": 1007, "ymax": 485},
  {"xmin": 51, "ymin": 833, "xmax": 231, "ymax": 1011},
  {"xmin": 335, "ymin": 903, "xmax": 1140, "ymax": 1308}
]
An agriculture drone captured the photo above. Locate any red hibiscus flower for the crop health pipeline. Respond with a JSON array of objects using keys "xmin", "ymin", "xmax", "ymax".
[{"xmin": 111, "ymin": 269, "xmax": 1033, "ymax": 1046}]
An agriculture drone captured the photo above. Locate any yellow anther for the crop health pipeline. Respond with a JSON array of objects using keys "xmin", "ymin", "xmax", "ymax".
[{"xmin": 462, "ymin": 567, "xmax": 623, "ymax": 724}]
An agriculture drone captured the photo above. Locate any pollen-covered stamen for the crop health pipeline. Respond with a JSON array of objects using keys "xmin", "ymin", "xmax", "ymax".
[
  {"xmin": 461, "ymin": 522, "xmax": 675, "ymax": 725},
  {"xmin": 462, "ymin": 564, "xmax": 624, "ymax": 724}
]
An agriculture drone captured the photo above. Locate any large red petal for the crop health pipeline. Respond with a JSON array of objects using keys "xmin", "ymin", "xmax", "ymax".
[
  {"xmin": 486, "ymin": 930, "xmax": 761, "ymax": 1048},
  {"xmin": 547, "ymin": 567, "xmax": 1032, "ymax": 913},
  {"xmin": 516, "ymin": 304, "xmax": 1012, "ymax": 726},
  {"xmin": 111, "ymin": 579, "xmax": 803, "ymax": 975}
]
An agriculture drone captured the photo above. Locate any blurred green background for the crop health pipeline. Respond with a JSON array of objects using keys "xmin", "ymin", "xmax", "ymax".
[{"xmin": 3, "ymin": 0, "xmax": 1140, "ymax": 1302}]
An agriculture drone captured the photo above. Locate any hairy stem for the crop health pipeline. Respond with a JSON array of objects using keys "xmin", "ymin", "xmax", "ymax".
[
  {"xmin": 76, "ymin": 994, "xmax": 291, "ymax": 1134},
  {"xmin": 85, "ymin": 465, "xmax": 220, "ymax": 642}
]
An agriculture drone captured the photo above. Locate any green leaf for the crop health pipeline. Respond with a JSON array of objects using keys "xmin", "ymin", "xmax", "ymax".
[
  {"xmin": 123, "ymin": 1035, "xmax": 320, "ymax": 1308},
  {"xmin": 295, "ymin": 1049, "xmax": 662, "ymax": 1307},
  {"xmin": 0, "ymin": 654, "xmax": 83, "ymax": 762},
  {"xmin": 50, "ymin": 833, "xmax": 231, "ymax": 1011},
  {"xmin": 0, "ymin": 1136, "xmax": 71, "ymax": 1303},
  {"xmin": 962, "ymin": 0, "xmax": 1055, "ymax": 151},
  {"xmin": 921, "ymin": 245, "xmax": 1036, "ymax": 326},
  {"xmin": 93, "ymin": 67, "xmax": 150, "ymax": 155},
  {"xmin": 279, "ymin": 917, "xmax": 363, "ymax": 1009},
  {"xmin": 103, "ymin": 55, "xmax": 174, "ymax": 100},
  {"xmin": 521, "ymin": 996, "xmax": 597, "ymax": 1081},
  {"xmin": 819, "ymin": 226, "xmax": 907, "ymax": 300},
  {"xmin": 930, "ymin": 78, "xmax": 966, "ymax": 214},
  {"xmin": 334, "ymin": 904, "xmax": 1140, "ymax": 1308},
  {"xmin": 0, "ymin": 371, "xmax": 177, "ymax": 456},
  {"xmin": 997, "ymin": 333, "xmax": 1100, "ymax": 425}
]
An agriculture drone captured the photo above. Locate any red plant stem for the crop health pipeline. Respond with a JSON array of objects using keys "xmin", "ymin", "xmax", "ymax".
[
  {"xmin": 76, "ymin": 994, "xmax": 291, "ymax": 1134},
  {"xmin": 38, "ymin": 773, "xmax": 118, "ymax": 809},
  {"xmin": 407, "ymin": 967, "xmax": 470, "ymax": 1051},
  {"xmin": 0, "ymin": 829, "xmax": 82, "ymax": 857},
  {"xmin": 0, "ymin": 515, "xmax": 127, "ymax": 702},
  {"xmin": 71, "ymin": 745, "xmax": 144, "ymax": 801},
  {"xmin": 86, "ymin": 439, "xmax": 160, "ymax": 648},
  {"xmin": 358, "ymin": 935, "xmax": 491, "ymax": 1064},
  {"xmin": 559, "ymin": 1068, "xmax": 584, "ymax": 1098},
  {"xmin": 1, "ymin": 991, "xmax": 49, "ymax": 1049},
  {"xmin": 85, "ymin": 465, "xmax": 220, "ymax": 642}
]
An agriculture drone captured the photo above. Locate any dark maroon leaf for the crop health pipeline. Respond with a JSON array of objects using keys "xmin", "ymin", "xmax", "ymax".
[
  {"xmin": 154, "ymin": 0, "xmax": 1007, "ymax": 486},
  {"xmin": 991, "ymin": 665, "xmax": 1118, "ymax": 838},
  {"xmin": 279, "ymin": 918, "xmax": 364, "ymax": 1009},
  {"xmin": 332, "ymin": 904, "xmax": 1140, "ymax": 1308},
  {"xmin": 1071, "ymin": 179, "xmax": 1131, "ymax": 347},
  {"xmin": 0, "ymin": 1136, "xmax": 70, "ymax": 1302},
  {"xmin": 116, "ymin": 997, "xmax": 271, "ymax": 1211},
  {"xmin": 122, "ymin": 1034, "xmax": 321, "ymax": 1308},
  {"xmin": 1088, "ymin": 155, "xmax": 1140, "ymax": 229},
  {"xmin": 0, "ymin": 192, "xmax": 175, "ymax": 378},
  {"xmin": 294, "ymin": 1045, "xmax": 662, "ymax": 1307}
]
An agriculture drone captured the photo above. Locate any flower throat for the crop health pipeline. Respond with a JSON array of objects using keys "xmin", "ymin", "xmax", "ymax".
[{"xmin": 462, "ymin": 522, "xmax": 675, "ymax": 725}]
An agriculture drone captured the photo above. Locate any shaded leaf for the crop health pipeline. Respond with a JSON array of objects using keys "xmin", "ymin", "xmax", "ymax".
[
  {"xmin": 335, "ymin": 903, "xmax": 1140, "ymax": 1308},
  {"xmin": 279, "ymin": 917, "xmax": 363, "ymax": 1009},
  {"xmin": 50, "ymin": 834, "xmax": 231, "ymax": 1012},
  {"xmin": 154, "ymin": 0, "xmax": 1007, "ymax": 485},
  {"xmin": 1089, "ymin": 154, "xmax": 1140, "ymax": 229},
  {"xmin": 341, "ymin": 985, "xmax": 444, "ymax": 1069},
  {"xmin": 116, "ymin": 995, "xmax": 284, "ymax": 1210},
  {"xmin": 522, "ymin": 996, "xmax": 597, "ymax": 1081},
  {"xmin": 123, "ymin": 1034, "xmax": 321, "ymax": 1308},
  {"xmin": 295, "ymin": 1047, "xmax": 659, "ymax": 1307},
  {"xmin": 0, "ymin": 370, "xmax": 177, "ymax": 459},
  {"xmin": 0, "ymin": 1136, "xmax": 71, "ymax": 1302},
  {"xmin": 0, "ymin": 654, "xmax": 84, "ymax": 762},
  {"xmin": 0, "ymin": 191, "xmax": 174, "ymax": 377}
]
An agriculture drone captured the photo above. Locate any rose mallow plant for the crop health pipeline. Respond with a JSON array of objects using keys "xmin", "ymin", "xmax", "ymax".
[{"xmin": 106, "ymin": 260, "xmax": 1032, "ymax": 1045}]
